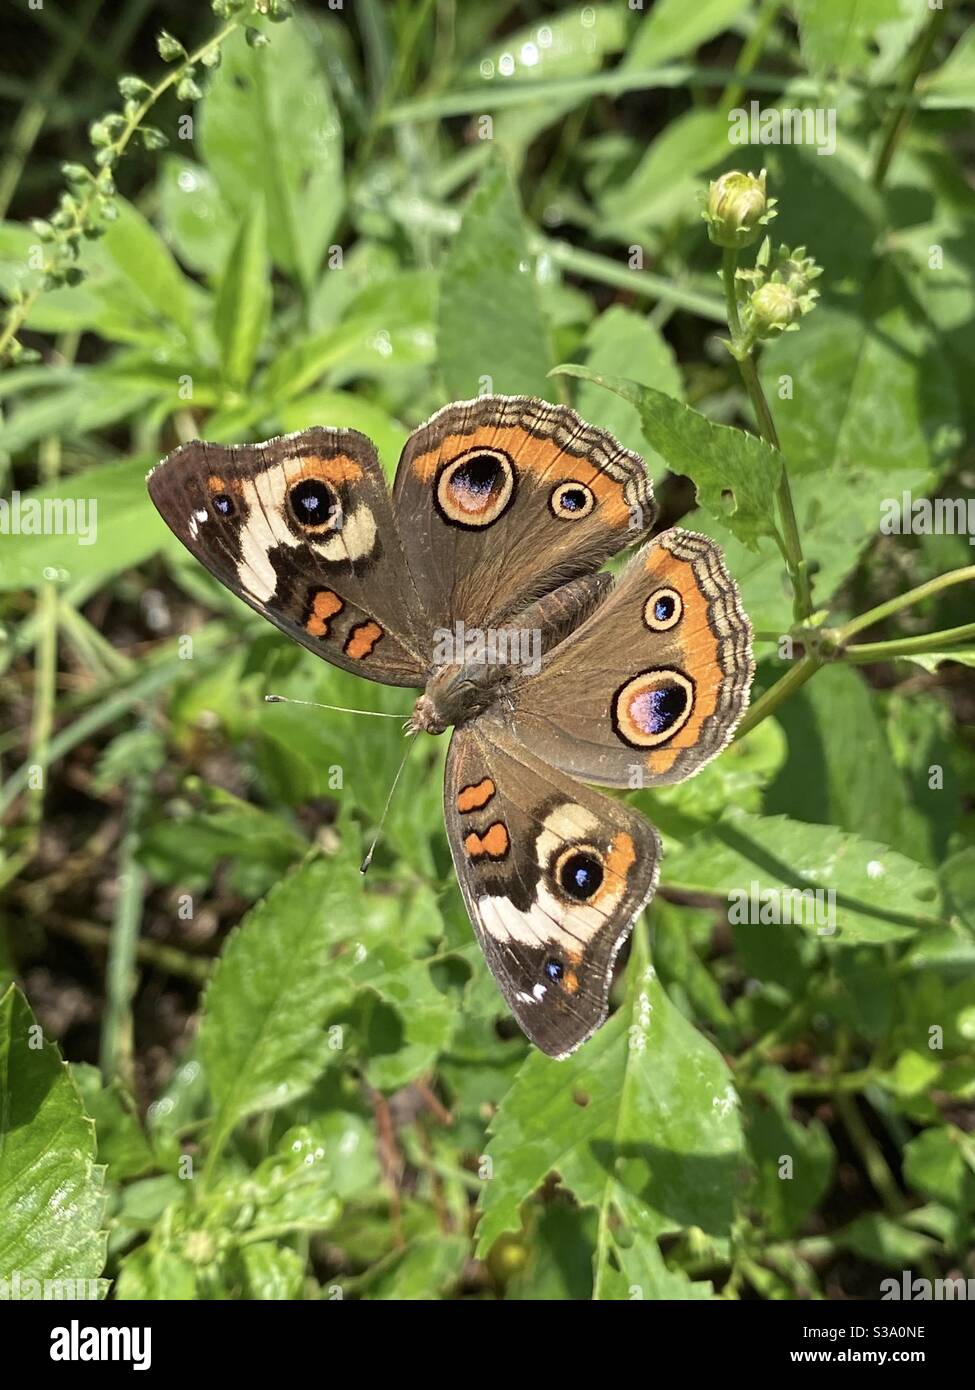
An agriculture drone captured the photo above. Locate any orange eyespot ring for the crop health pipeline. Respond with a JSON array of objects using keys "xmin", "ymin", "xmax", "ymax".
[
  {"xmin": 643, "ymin": 587, "xmax": 683, "ymax": 631},
  {"xmin": 435, "ymin": 449, "xmax": 515, "ymax": 529},
  {"xmin": 549, "ymin": 481, "xmax": 595, "ymax": 520},
  {"xmin": 612, "ymin": 668, "xmax": 695, "ymax": 748}
]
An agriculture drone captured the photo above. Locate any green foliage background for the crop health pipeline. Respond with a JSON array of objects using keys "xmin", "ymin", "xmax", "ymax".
[{"xmin": 1, "ymin": 0, "xmax": 974, "ymax": 1301}]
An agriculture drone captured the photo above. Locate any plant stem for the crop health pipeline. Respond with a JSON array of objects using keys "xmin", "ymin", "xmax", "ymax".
[
  {"xmin": 837, "ymin": 564, "xmax": 975, "ymax": 642},
  {"xmin": 719, "ymin": 0, "xmax": 785, "ymax": 113},
  {"xmin": 100, "ymin": 752, "xmax": 151, "ymax": 1086},
  {"xmin": 0, "ymin": 10, "xmax": 250, "ymax": 364},
  {"xmin": 721, "ymin": 247, "xmax": 812, "ymax": 621},
  {"xmin": 872, "ymin": 3, "xmax": 949, "ymax": 189},
  {"xmin": 843, "ymin": 622, "xmax": 975, "ymax": 665},
  {"xmin": 734, "ymin": 655, "xmax": 820, "ymax": 741}
]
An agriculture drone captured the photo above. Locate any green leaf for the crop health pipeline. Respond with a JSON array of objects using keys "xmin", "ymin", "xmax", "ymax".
[
  {"xmin": 571, "ymin": 305, "xmax": 682, "ymax": 469},
  {"xmin": 661, "ymin": 809, "xmax": 942, "ymax": 944},
  {"xmin": 438, "ymin": 160, "xmax": 552, "ymax": 400},
  {"xmin": 763, "ymin": 664, "xmax": 925, "ymax": 860},
  {"xmin": 98, "ymin": 197, "xmax": 197, "ymax": 341},
  {"xmin": 624, "ymin": 0, "xmax": 749, "ymax": 67},
  {"xmin": 476, "ymin": 930, "xmax": 744, "ymax": 1285},
  {"xmin": 214, "ymin": 198, "xmax": 271, "ymax": 388},
  {"xmin": 903, "ymin": 1126, "xmax": 975, "ymax": 1212},
  {"xmin": 553, "ymin": 366, "xmax": 782, "ymax": 549},
  {"xmin": 759, "ymin": 299, "xmax": 960, "ymax": 479},
  {"xmin": 157, "ymin": 157, "xmax": 235, "ymax": 278},
  {"xmin": 199, "ymin": 23, "xmax": 343, "ymax": 288},
  {"xmin": 693, "ymin": 470, "xmax": 927, "ymax": 632},
  {"xmin": 795, "ymin": 0, "xmax": 924, "ymax": 77},
  {"xmin": 744, "ymin": 1089, "xmax": 834, "ymax": 1239},
  {"xmin": 835, "ymin": 1212, "xmax": 938, "ymax": 1268},
  {"xmin": 199, "ymin": 859, "xmax": 352, "ymax": 1140},
  {"xmin": 0, "ymin": 986, "xmax": 106, "ymax": 1295},
  {"xmin": 360, "ymin": 1234, "xmax": 469, "ymax": 1300},
  {"xmin": 923, "ymin": 25, "xmax": 975, "ymax": 109},
  {"xmin": 903, "ymin": 647, "xmax": 975, "ymax": 673},
  {"xmin": 0, "ymin": 455, "xmax": 175, "ymax": 591},
  {"xmin": 0, "ymin": 370, "xmax": 158, "ymax": 456},
  {"xmin": 71, "ymin": 1064, "xmax": 155, "ymax": 1182},
  {"xmin": 598, "ymin": 108, "xmax": 730, "ymax": 237}
]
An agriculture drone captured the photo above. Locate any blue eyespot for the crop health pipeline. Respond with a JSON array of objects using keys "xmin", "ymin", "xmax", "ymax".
[
  {"xmin": 655, "ymin": 595, "xmax": 674, "ymax": 622},
  {"xmin": 544, "ymin": 958, "xmax": 564, "ymax": 982},
  {"xmin": 213, "ymin": 494, "xmax": 234, "ymax": 517},
  {"xmin": 558, "ymin": 851, "xmax": 604, "ymax": 901},
  {"xmin": 289, "ymin": 478, "xmax": 336, "ymax": 529}
]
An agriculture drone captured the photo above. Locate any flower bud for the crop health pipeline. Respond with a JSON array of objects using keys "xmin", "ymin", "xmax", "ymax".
[
  {"xmin": 747, "ymin": 281, "xmax": 802, "ymax": 338},
  {"xmin": 704, "ymin": 170, "xmax": 773, "ymax": 249}
]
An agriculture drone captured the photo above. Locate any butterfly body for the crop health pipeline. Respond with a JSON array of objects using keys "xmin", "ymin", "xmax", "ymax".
[{"xmin": 148, "ymin": 396, "xmax": 753, "ymax": 1058}]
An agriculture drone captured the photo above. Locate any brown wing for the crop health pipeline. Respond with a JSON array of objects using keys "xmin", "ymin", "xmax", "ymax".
[
  {"xmin": 148, "ymin": 428, "xmax": 428, "ymax": 687},
  {"xmin": 392, "ymin": 395, "xmax": 655, "ymax": 630},
  {"xmin": 497, "ymin": 528, "xmax": 754, "ymax": 786},
  {"xmin": 444, "ymin": 723, "xmax": 659, "ymax": 1058}
]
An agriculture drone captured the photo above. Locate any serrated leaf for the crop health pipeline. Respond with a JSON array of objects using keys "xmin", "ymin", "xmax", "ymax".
[
  {"xmin": 71, "ymin": 1064, "xmax": 156, "ymax": 1182},
  {"xmin": 0, "ymin": 986, "xmax": 107, "ymax": 1296},
  {"xmin": 572, "ymin": 305, "xmax": 682, "ymax": 471},
  {"xmin": 438, "ymin": 160, "xmax": 552, "ymax": 400},
  {"xmin": 214, "ymin": 198, "xmax": 270, "ymax": 388},
  {"xmin": 662, "ymin": 809, "xmax": 942, "ymax": 943},
  {"xmin": 553, "ymin": 365, "xmax": 782, "ymax": 549},
  {"xmin": 199, "ymin": 859, "xmax": 354, "ymax": 1140},
  {"xmin": 475, "ymin": 929, "xmax": 745, "ymax": 1290}
]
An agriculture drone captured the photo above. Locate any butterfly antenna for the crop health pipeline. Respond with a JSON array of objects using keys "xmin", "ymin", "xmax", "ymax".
[
  {"xmin": 264, "ymin": 694, "xmax": 407, "ymax": 719},
  {"xmin": 360, "ymin": 731, "xmax": 419, "ymax": 875}
]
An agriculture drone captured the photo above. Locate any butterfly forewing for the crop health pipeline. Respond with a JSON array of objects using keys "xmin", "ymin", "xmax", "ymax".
[{"xmin": 148, "ymin": 429, "xmax": 428, "ymax": 687}]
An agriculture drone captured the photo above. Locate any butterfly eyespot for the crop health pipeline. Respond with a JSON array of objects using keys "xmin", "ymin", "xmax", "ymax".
[
  {"xmin": 549, "ymin": 481, "xmax": 595, "ymax": 520},
  {"xmin": 289, "ymin": 478, "xmax": 338, "ymax": 531},
  {"xmin": 435, "ymin": 449, "xmax": 515, "ymax": 529},
  {"xmin": 544, "ymin": 958, "xmax": 564, "ymax": 982},
  {"xmin": 643, "ymin": 586, "xmax": 683, "ymax": 631},
  {"xmin": 212, "ymin": 493, "xmax": 234, "ymax": 517},
  {"xmin": 613, "ymin": 668, "xmax": 695, "ymax": 748},
  {"xmin": 554, "ymin": 845, "xmax": 605, "ymax": 901}
]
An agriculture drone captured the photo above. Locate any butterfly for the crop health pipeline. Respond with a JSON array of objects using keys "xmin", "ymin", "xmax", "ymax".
[{"xmin": 147, "ymin": 396, "xmax": 753, "ymax": 1059}]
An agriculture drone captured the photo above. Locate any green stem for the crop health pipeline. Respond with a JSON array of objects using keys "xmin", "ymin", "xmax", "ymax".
[
  {"xmin": 837, "ymin": 564, "xmax": 975, "ymax": 643},
  {"xmin": 872, "ymin": 3, "xmax": 949, "ymax": 189},
  {"xmin": 719, "ymin": 0, "xmax": 785, "ymax": 113},
  {"xmin": 842, "ymin": 622, "xmax": 975, "ymax": 664},
  {"xmin": 100, "ymin": 752, "xmax": 151, "ymax": 1086},
  {"xmin": 734, "ymin": 655, "xmax": 820, "ymax": 740},
  {"xmin": 721, "ymin": 248, "xmax": 812, "ymax": 621},
  {"xmin": 25, "ymin": 582, "xmax": 59, "ymax": 832}
]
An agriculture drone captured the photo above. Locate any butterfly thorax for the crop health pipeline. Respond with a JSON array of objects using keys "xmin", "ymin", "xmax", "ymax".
[{"xmin": 410, "ymin": 661, "xmax": 507, "ymax": 736}]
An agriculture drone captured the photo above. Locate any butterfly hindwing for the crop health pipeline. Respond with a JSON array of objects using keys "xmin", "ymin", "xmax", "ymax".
[
  {"xmin": 444, "ymin": 724, "xmax": 660, "ymax": 1058},
  {"xmin": 392, "ymin": 395, "xmax": 655, "ymax": 630},
  {"xmin": 501, "ymin": 528, "xmax": 754, "ymax": 786},
  {"xmin": 148, "ymin": 429, "xmax": 428, "ymax": 686}
]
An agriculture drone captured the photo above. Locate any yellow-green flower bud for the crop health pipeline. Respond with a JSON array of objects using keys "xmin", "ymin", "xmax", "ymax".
[
  {"xmin": 704, "ymin": 170, "xmax": 773, "ymax": 249},
  {"xmin": 748, "ymin": 281, "xmax": 801, "ymax": 335}
]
